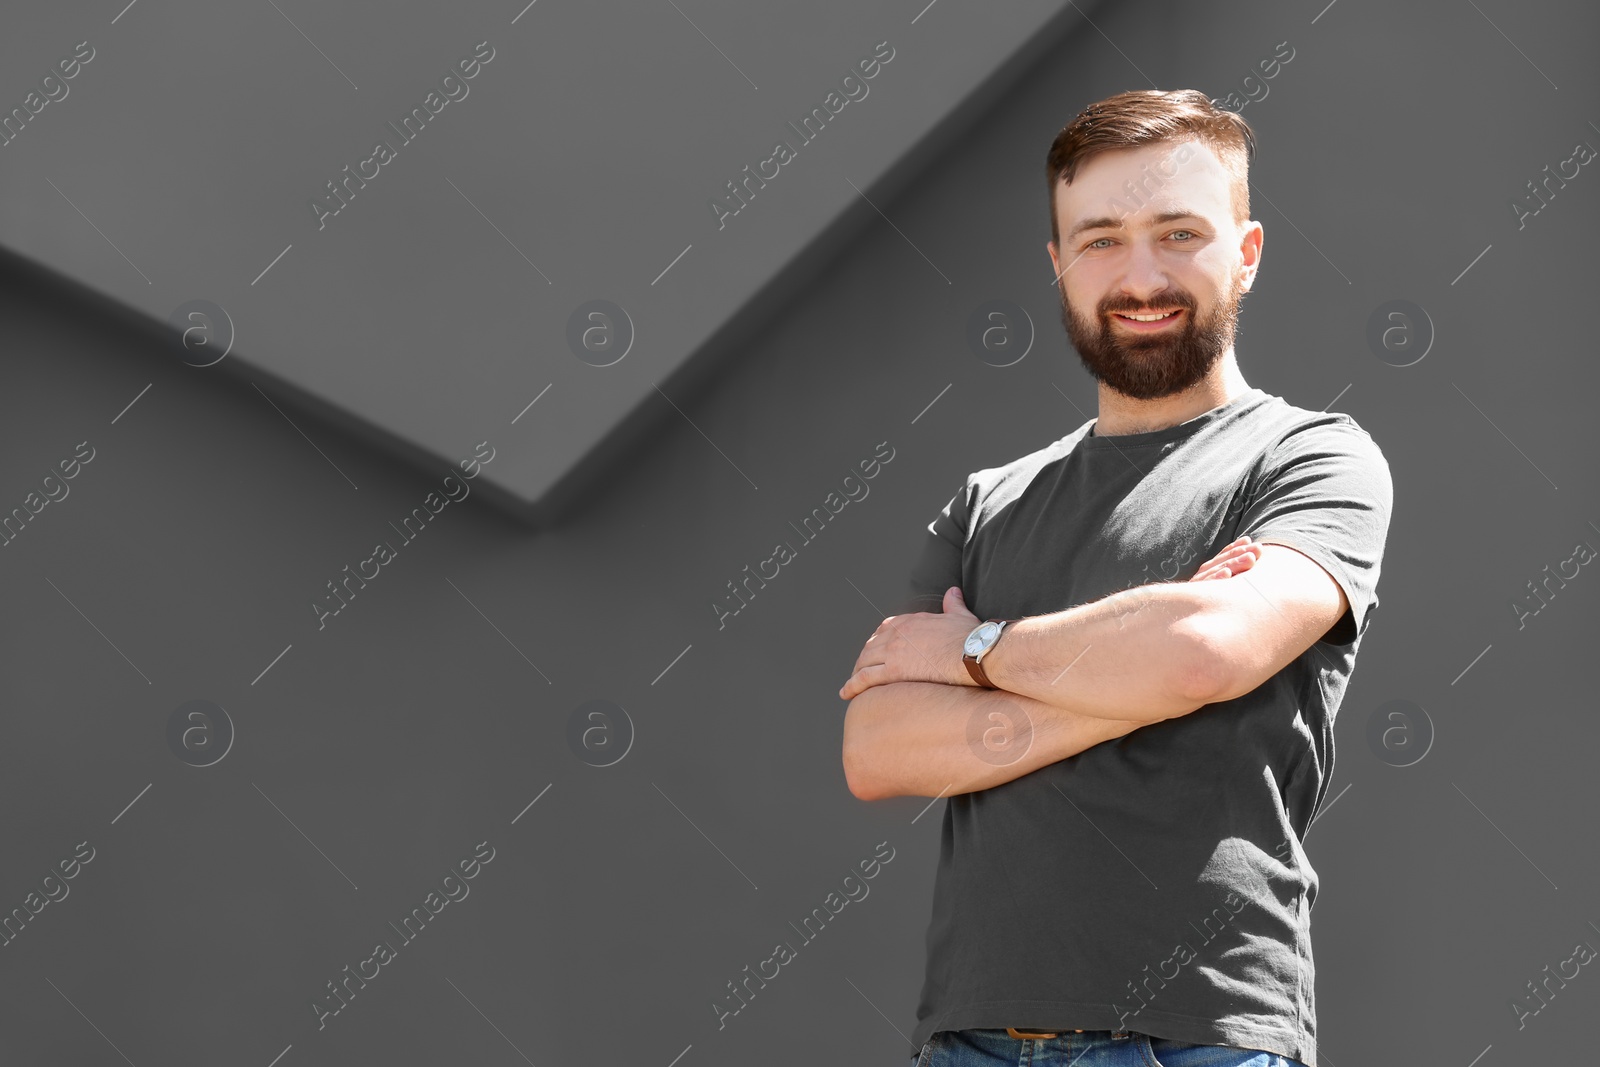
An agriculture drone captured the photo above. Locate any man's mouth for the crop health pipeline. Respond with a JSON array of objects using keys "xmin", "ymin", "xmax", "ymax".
[{"xmin": 1111, "ymin": 309, "xmax": 1184, "ymax": 330}]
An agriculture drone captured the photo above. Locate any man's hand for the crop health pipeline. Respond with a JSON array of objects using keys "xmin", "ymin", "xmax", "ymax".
[
  {"xmin": 837, "ymin": 536, "xmax": 1262, "ymax": 702},
  {"xmin": 838, "ymin": 585, "xmax": 980, "ymax": 700}
]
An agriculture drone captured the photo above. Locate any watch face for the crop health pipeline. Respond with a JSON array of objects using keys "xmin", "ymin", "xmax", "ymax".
[{"xmin": 965, "ymin": 622, "xmax": 999, "ymax": 655}]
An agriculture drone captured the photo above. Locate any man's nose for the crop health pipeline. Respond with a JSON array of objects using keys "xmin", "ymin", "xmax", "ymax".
[{"xmin": 1117, "ymin": 240, "xmax": 1171, "ymax": 301}]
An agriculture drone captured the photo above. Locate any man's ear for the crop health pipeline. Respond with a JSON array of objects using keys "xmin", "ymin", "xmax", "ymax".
[{"xmin": 1237, "ymin": 220, "xmax": 1263, "ymax": 291}]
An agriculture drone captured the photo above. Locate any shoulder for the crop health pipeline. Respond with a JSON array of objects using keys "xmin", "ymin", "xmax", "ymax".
[
  {"xmin": 941, "ymin": 429, "xmax": 1091, "ymax": 541},
  {"xmin": 1239, "ymin": 395, "xmax": 1394, "ymax": 519},
  {"xmin": 1248, "ymin": 392, "xmax": 1390, "ymax": 468},
  {"xmin": 964, "ymin": 428, "xmax": 1088, "ymax": 502}
]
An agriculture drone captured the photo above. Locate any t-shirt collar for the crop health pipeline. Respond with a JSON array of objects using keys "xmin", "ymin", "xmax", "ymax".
[{"xmin": 1084, "ymin": 387, "xmax": 1265, "ymax": 447}]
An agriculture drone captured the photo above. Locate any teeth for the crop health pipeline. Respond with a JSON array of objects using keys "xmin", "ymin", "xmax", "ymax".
[{"xmin": 1120, "ymin": 311, "xmax": 1178, "ymax": 322}]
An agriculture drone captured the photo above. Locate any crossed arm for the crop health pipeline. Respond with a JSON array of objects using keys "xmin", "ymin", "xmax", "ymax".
[{"xmin": 840, "ymin": 537, "xmax": 1348, "ymax": 800}]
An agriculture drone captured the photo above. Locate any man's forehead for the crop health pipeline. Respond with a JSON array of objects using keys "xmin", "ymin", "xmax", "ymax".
[{"xmin": 1057, "ymin": 144, "xmax": 1231, "ymax": 238}]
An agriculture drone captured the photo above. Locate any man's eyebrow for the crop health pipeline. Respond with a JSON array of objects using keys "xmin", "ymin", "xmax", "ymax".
[{"xmin": 1066, "ymin": 210, "xmax": 1205, "ymax": 244}]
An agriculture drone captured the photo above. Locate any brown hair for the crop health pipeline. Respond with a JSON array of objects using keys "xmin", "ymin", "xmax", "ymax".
[{"xmin": 1045, "ymin": 89, "xmax": 1256, "ymax": 246}]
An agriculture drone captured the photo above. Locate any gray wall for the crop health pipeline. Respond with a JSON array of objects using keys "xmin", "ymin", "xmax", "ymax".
[
  {"xmin": 0, "ymin": 0, "xmax": 1094, "ymax": 523},
  {"xmin": 3, "ymin": 1, "xmax": 1598, "ymax": 1065}
]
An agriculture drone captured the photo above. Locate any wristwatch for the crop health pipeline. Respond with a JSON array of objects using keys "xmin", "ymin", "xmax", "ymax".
[{"xmin": 962, "ymin": 619, "xmax": 1013, "ymax": 688}]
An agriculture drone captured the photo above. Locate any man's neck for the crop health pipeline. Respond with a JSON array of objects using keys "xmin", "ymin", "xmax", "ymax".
[{"xmin": 1092, "ymin": 355, "xmax": 1251, "ymax": 437}]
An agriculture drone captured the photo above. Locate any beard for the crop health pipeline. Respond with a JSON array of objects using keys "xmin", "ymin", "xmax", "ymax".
[{"xmin": 1059, "ymin": 274, "xmax": 1244, "ymax": 401}]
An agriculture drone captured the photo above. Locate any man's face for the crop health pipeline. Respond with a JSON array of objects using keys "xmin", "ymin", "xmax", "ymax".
[{"xmin": 1047, "ymin": 140, "xmax": 1261, "ymax": 401}]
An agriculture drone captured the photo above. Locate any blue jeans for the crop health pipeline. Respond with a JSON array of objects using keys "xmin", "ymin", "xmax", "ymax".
[{"xmin": 909, "ymin": 1028, "xmax": 1311, "ymax": 1067}]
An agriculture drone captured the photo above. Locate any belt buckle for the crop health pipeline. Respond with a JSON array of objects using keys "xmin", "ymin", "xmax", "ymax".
[{"xmin": 1006, "ymin": 1027, "xmax": 1060, "ymax": 1040}]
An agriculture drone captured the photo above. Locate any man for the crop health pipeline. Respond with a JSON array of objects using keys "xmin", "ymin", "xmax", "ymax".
[{"xmin": 839, "ymin": 89, "xmax": 1392, "ymax": 1067}]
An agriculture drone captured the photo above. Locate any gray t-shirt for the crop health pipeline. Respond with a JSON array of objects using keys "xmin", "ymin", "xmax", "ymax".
[{"xmin": 899, "ymin": 387, "xmax": 1393, "ymax": 1067}]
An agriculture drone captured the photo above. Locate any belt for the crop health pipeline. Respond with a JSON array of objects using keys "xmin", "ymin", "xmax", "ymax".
[{"xmin": 1004, "ymin": 1028, "xmax": 1128, "ymax": 1040}]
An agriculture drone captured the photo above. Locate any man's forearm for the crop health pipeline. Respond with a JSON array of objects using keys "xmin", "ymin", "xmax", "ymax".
[
  {"xmin": 842, "ymin": 680, "xmax": 1160, "ymax": 801},
  {"xmin": 979, "ymin": 581, "xmax": 1218, "ymax": 721}
]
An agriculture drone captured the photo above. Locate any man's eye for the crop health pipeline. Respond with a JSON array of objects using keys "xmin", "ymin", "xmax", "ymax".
[
  {"xmin": 1170, "ymin": 230, "xmax": 1195, "ymax": 241},
  {"xmin": 1086, "ymin": 238, "xmax": 1112, "ymax": 250}
]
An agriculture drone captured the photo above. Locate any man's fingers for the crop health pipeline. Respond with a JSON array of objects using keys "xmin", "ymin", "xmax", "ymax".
[
  {"xmin": 1202, "ymin": 552, "xmax": 1256, "ymax": 578},
  {"xmin": 1208, "ymin": 540, "xmax": 1255, "ymax": 563},
  {"xmin": 849, "ymin": 646, "xmax": 885, "ymax": 676},
  {"xmin": 1190, "ymin": 541, "xmax": 1261, "ymax": 581},
  {"xmin": 839, "ymin": 664, "xmax": 885, "ymax": 700}
]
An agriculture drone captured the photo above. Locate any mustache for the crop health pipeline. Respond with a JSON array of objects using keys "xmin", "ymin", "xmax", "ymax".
[{"xmin": 1098, "ymin": 292, "xmax": 1195, "ymax": 315}]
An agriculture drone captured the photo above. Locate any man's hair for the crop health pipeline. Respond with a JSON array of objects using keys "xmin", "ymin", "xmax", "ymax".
[{"xmin": 1045, "ymin": 89, "xmax": 1256, "ymax": 246}]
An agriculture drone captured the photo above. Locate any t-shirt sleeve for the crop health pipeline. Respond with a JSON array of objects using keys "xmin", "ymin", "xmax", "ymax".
[
  {"xmin": 898, "ymin": 478, "xmax": 972, "ymax": 616},
  {"xmin": 1236, "ymin": 418, "xmax": 1394, "ymax": 646}
]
